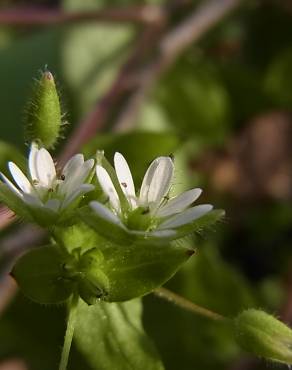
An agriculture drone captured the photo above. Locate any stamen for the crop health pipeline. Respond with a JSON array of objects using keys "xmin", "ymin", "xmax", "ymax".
[
  {"xmin": 60, "ymin": 174, "xmax": 65, "ymax": 180},
  {"xmin": 121, "ymin": 182, "xmax": 127, "ymax": 188},
  {"xmin": 32, "ymin": 179, "xmax": 39, "ymax": 185}
]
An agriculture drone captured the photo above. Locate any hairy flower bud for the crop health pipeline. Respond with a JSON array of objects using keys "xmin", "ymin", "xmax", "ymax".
[
  {"xmin": 233, "ymin": 309, "xmax": 292, "ymax": 364},
  {"xmin": 24, "ymin": 70, "xmax": 62, "ymax": 149}
]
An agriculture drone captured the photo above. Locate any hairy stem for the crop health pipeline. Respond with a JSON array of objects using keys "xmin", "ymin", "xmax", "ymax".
[
  {"xmin": 59, "ymin": 294, "xmax": 79, "ymax": 370},
  {"xmin": 154, "ymin": 287, "xmax": 226, "ymax": 321}
]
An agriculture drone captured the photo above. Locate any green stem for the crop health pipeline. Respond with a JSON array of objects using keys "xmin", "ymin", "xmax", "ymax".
[
  {"xmin": 154, "ymin": 287, "xmax": 226, "ymax": 321},
  {"xmin": 59, "ymin": 294, "xmax": 79, "ymax": 370}
]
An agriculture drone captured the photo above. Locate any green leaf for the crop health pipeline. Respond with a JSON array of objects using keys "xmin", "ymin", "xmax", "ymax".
[
  {"xmin": 74, "ymin": 298, "xmax": 164, "ymax": 370},
  {"xmin": 12, "ymin": 245, "xmax": 74, "ymax": 304},
  {"xmin": 80, "ymin": 242, "xmax": 193, "ymax": 302}
]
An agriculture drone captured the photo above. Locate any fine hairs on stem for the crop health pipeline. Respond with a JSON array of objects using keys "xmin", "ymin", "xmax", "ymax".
[
  {"xmin": 154, "ymin": 287, "xmax": 226, "ymax": 322},
  {"xmin": 59, "ymin": 294, "xmax": 79, "ymax": 370}
]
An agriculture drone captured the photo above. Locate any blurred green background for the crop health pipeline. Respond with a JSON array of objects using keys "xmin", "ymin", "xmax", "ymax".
[{"xmin": 0, "ymin": 0, "xmax": 292, "ymax": 369}]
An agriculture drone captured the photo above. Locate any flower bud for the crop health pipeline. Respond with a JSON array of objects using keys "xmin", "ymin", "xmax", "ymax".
[
  {"xmin": 233, "ymin": 309, "xmax": 292, "ymax": 364},
  {"xmin": 24, "ymin": 70, "xmax": 62, "ymax": 149}
]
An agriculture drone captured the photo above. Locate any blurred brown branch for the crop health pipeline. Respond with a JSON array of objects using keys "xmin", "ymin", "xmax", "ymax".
[
  {"xmin": 0, "ymin": 359, "xmax": 27, "ymax": 370},
  {"xmin": 0, "ymin": 5, "xmax": 164, "ymax": 25}
]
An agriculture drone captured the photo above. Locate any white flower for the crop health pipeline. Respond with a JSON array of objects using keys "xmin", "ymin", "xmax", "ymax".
[
  {"xmin": 89, "ymin": 152, "xmax": 213, "ymax": 241},
  {"xmin": 1, "ymin": 143, "xmax": 94, "ymax": 215}
]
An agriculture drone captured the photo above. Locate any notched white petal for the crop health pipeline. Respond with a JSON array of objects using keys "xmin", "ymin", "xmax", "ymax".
[
  {"xmin": 95, "ymin": 165, "xmax": 120, "ymax": 213},
  {"xmin": 90, "ymin": 201, "xmax": 125, "ymax": 227},
  {"xmin": 158, "ymin": 204, "xmax": 213, "ymax": 229},
  {"xmin": 114, "ymin": 152, "xmax": 136, "ymax": 208},
  {"xmin": 8, "ymin": 162, "xmax": 33, "ymax": 194},
  {"xmin": 157, "ymin": 188, "xmax": 202, "ymax": 217},
  {"xmin": 28, "ymin": 142, "xmax": 38, "ymax": 181},
  {"xmin": 36, "ymin": 148, "xmax": 56, "ymax": 187},
  {"xmin": 147, "ymin": 157, "xmax": 174, "ymax": 207},
  {"xmin": 62, "ymin": 153, "xmax": 84, "ymax": 177},
  {"xmin": 139, "ymin": 157, "xmax": 161, "ymax": 205}
]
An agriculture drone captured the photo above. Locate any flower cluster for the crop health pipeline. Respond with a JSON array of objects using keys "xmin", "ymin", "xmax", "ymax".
[
  {"xmin": 0, "ymin": 144, "xmax": 214, "ymax": 240},
  {"xmin": 91, "ymin": 153, "xmax": 213, "ymax": 241},
  {"xmin": 1, "ymin": 143, "xmax": 94, "ymax": 218}
]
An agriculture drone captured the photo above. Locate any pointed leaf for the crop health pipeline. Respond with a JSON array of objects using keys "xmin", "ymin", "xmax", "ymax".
[
  {"xmin": 81, "ymin": 242, "xmax": 193, "ymax": 302},
  {"xmin": 74, "ymin": 298, "xmax": 164, "ymax": 370}
]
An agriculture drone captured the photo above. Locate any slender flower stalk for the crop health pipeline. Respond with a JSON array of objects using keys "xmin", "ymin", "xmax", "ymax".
[{"xmin": 89, "ymin": 152, "xmax": 213, "ymax": 241}]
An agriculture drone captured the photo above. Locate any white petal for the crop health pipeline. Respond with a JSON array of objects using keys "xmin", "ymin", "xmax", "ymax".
[
  {"xmin": 61, "ymin": 184, "xmax": 94, "ymax": 209},
  {"xmin": 95, "ymin": 165, "xmax": 120, "ymax": 213},
  {"xmin": 158, "ymin": 204, "xmax": 213, "ymax": 229},
  {"xmin": 35, "ymin": 148, "xmax": 56, "ymax": 187},
  {"xmin": 114, "ymin": 152, "xmax": 136, "ymax": 208},
  {"xmin": 147, "ymin": 157, "xmax": 174, "ymax": 207},
  {"xmin": 0, "ymin": 172, "xmax": 23, "ymax": 197},
  {"xmin": 139, "ymin": 157, "xmax": 161, "ymax": 204},
  {"xmin": 44, "ymin": 199, "xmax": 60, "ymax": 211},
  {"xmin": 59, "ymin": 158, "xmax": 94, "ymax": 197},
  {"xmin": 156, "ymin": 188, "xmax": 202, "ymax": 217},
  {"xmin": 8, "ymin": 162, "xmax": 33, "ymax": 194},
  {"xmin": 90, "ymin": 201, "xmax": 124, "ymax": 227},
  {"xmin": 28, "ymin": 142, "xmax": 38, "ymax": 181},
  {"xmin": 62, "ymin": 154, "xmax": 84, "ymax": 177}
]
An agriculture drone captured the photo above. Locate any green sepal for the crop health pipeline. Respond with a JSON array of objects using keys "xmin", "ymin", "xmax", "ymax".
[
  {"xmin": 24, "ymin": 70, "xmax": 62, "ymax": 149},
  {"xmin": 79, "ymin": 206, "xmax": 133, "ymax": 245},
  {"xmin": 0, "ymin": 183, "xmax": 34, "ymax": 222},
  {"xmin": 12, "ymin": 245, "xmax": 74, "ymax": 304},
  {"xmin": 81, "ymin": 242, "xmax": 193, "ymax": 302}
]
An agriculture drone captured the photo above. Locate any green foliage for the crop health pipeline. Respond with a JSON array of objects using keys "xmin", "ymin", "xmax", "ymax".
[
  {"xmin": 0, "ymin": 28, "xmax": 61, "ymax": 147},
  {"xmin": 233, "ymin": 309, "xmax": 292, "ymax": 364},
  {"xmin": 74, "ymin": 299, "xmax": 164, "ymax": 370},
  {"xmin": 156, "ymin": 57, "xmax": 231, "ymax": 145},
  {"xmin": 24, "ymin": 70, "xmax": 62, "ymax": 148}
]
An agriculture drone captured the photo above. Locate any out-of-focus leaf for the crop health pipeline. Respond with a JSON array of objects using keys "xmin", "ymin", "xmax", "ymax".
[
  {"xmin": 62, "ymin": 0, "xmax": 134, "ymax": 120},
  {"xmin": 155, "ymin": 57, "xmax": 230, "ymax": 145},
  {"xmin": 75, "ymin": 298, "xmax": 164, "ymax": 370},
  {"xmin": 0, "ymin": 29, "xmax": 61, "ymax": 146},
  {"xmin": 264, "ymin": 48, "xmax": 292, "ymax": 108},
  {"xmin": 0, "ymin": 140, "xmax": 25, "ymax": 175}
]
